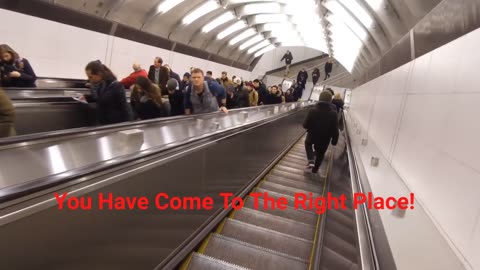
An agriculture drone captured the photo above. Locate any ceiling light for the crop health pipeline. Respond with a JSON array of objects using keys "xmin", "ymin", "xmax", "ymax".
[
  {"xmin": 157, "ymin": 0, "xmax": 184, "ymax": 14},
  {"xmin": 254, "ymin": 45, "xmax": 276, "ymax": 57},
  {"xmin": 182, "ymin": 1, "xmax": 218, "ymax": 25},
  {"xmin": 242, "ymin": 3, "xmax": 282, "ymax": 15},
  {"xmin": 365, "ymin": 0, "xmax": 384, "ymax": 11},
  {"xmin": 328, "ymin": 13, "xmax": 367, "ymax": 41},
  {"xmin": 337, "ymin": 0, "xmax": 373, "ymax": 27},
  {"xmin": 202, "ymin": 12, "xmax": 235, "ymax": 33},
  {"xmin": 229, "ymin": 29, "xmax": 256, "ymax": 45},
  {"xmin": 251, "ymin": 14, "xmax": 288, "ymax": 25},
  {"xmin": 248, "ymin": 40, "xmax": 271, "ymax": 54},
  {"xmin": 239, "ymin": 35, "xmax": 263, "ymax": 50},
  {"xmin": 217, "ymin": 21, "xmax": 247, "ymax": 39}
]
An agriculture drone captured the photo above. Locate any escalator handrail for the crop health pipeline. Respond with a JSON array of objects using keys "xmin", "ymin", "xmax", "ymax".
[
  {"xmin": 0, "ymin": 102, "xmax": 311, "ymax": 148},
  {"xmin": 0, "ymin": 106, "xmax": 310, "ymax": 205},
  {"xmin": 343, "ymin": 110, "xmax": 380, "ymax": 270}
]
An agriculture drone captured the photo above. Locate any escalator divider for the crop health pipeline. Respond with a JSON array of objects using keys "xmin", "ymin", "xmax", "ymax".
[{"xmin": 308, "ymin": 149, "xmax": 334, "ymax": 270}]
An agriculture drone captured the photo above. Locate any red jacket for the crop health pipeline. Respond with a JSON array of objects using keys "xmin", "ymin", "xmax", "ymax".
[{"xmin": 120, "ymin": 69, "xmax": 148, "ymax": 89}]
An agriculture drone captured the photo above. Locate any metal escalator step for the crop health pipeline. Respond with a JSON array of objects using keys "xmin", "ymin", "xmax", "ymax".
[
  {"xmin": 253, "ymin": 188, "xmax": 300, "ymax": 209},
  {"xmin": 265, "ymin": 174, "xmax": 320, "ymax": 188},
  {"xmin": 232, "ymin": 208, "xmax": 316, "ymax": 240},
  {"xmin": 278, "ymin": 160, "xmax": 306, "ymax": 170},
  {"xmin": 220, "ymin": 219, "xmax": 313, "ymax": 260},
  {"xmin": 285, "ymin": 153, "xmax": 308, "ymax": 161},
  {"xmin": 274, "ymin": 164, "xmax": 306, "ymax": 175},
  {"xmin": 328, "ymin": 209, "xmax": 355, "ymax": 227},
  {"xmin": 270, "ymin": 169, "xmax": 311, "ymax": 182},
  {"xmin": 325, "ymin": 218, "xmax": 356, "ymax": 244},
  {"xmin": 323, "ymin": 231, "xmax": 358, "ymax": 264},
  {"xmin": 244, "ymin": 198, "xmax": 318, "ymax": 224},
  {"xmin": 259, "ymin": 181, "xmax": 321, "ymax": 198},
  {"xmin": 188, "ymin": 253, "xmax": 251, "ymax": 270},
  {"xmin": 265, "ymin": 175, "xmax": 322, "ymax": 194},
  {"xmin": 203, "ymin": 234, "xmax": 309, "ymax": 270},
  {"xmin": 321, "ymin": 246, "xmax": 359, "ymax": 270},
  {"xmin": 282, "ymin": 156, "xmax": 308, "ymax": 166}
]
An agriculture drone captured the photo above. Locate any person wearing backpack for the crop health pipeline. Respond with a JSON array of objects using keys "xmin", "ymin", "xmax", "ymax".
[{"xmin": 184, "ymin": 68, "xmax": 227, "ymax": 115}]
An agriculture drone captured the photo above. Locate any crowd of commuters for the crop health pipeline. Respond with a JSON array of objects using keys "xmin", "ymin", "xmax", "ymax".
[{"xmin": 1, "ymin": 44, "xmax": 341, "ymax": 138}]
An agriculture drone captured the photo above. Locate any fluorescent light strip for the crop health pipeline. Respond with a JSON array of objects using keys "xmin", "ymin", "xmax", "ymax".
[
  {"xmin": 254, "ymin": 45, "xmax": 276, "ymax": 57},
  {"xmin": 242, "ymin": 3, "xmax": 282, "ymax": 15},
  {"xmin": 252, "ymin": 14, "xmax": 288, "ymax": 24},
  {"xmin": 202, "ymin": 12, "xmax": 235, "ymax": 33},
  {"xmin": 328, "ymin": 13, "xmax": 367, "ymax": 41},
  {"xmin": 229, "ymin": 28, "xmax": 256, "ymax": 45},
  {"xmin": 239, "ymin": 35, "xmax": 263, "ymax": 50},
  {"xmin": 248, "ymin": 40, "xmax": 270, "ymax": 54},
  {"xmin": 157, "ymin": 0, "xmax": 184, "ymax": 14},
  {"xmin": 366, "ymin": 0, "xmax": 383, "ymax": 11},
  {"xmin": 337, "ymin": 0, "xmax": 373, "ymax": 27},
  {"xmin": 229, "ymin": 0, "xmax": 288, "ymax": 4},
  {"xmin": 217, "ymin": 21, "xmax": 247, "ymax": 40},
  {"xmin": 182, "ymin": 1, "xmax": 218, "ymax": 25}
]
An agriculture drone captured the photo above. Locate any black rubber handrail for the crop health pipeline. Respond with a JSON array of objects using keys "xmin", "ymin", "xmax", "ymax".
[
  {"xmin": 0, "ymin": 102, "xmax": 307, "ymax": 147},
  {"xmin": 0, "ymin": 107, "xmax": 309, "ymax": 205}
]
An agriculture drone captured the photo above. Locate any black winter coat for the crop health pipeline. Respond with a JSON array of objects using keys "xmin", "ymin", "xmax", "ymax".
[
  {"xmin": 303, "ymin": 102, "xmax": 339, "ymax": 145},
  {"xmin": 168, "ymin": 90, "xmax": 185, "ymax": 116},
  {"xmin": 264, "ymin": 92, "xmax": 283, "ymax": 105},
  {"xmin": 0, "ymin": 58, "xmax": 37, "ymax": 88},
  {"xmin": 87, "ymin": 80, "xmax": 132, "ymax": 125}
]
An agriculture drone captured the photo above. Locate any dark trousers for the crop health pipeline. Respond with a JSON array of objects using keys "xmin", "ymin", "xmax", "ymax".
[
  {"xmin": 305, "ymin": 134, "xmax": 330, "ymax": 173},
  {"xmin": 324, "ymin": 73, "xmax": 331, "ymax": 80}
]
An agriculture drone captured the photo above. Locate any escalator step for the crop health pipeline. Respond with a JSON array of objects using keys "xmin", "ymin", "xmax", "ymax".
[
  {"xmin": 328, "ymin": 209, "xmax": 355, "ymax": 227},
  {"xmin": 265, "ymin": 175, "xmax": 322, "ymax": 194},
  {"xmin": 220, "ymin": 219, "xmax": 313, "ymax": 260},
  {"xmin": 188, "ymin": 253, "xmax": 251, "ymax": 270},
  {"xmin": 325, "ymin": 218, "xmax": 356, "ymax": 244},
  {"xmin": 321, "ymin": 246, "xmax": 359, "ymax": 270},
  {"xmin": 274, "ymin": 164, "xmax": 306, "ymax": 175},
  {"xmin": 278, "ymin": 160, "xmax": 306, "ymax": 170},
  {"xmin": 265, "ymin": 174, "xmax": 320, "ymax": 188},
  {"xmin": 232, "ymin": 208, "xmax": 316, "ymax": 240},
  {"xmin": 270, "ymin": 169, "xmax": 316, "ymax": 183},
  {"xmin": 203, "ymin": 234, "xmax": 308, "ymax": 270},
  {"xmin": 323, "ymin": 231, "xmax": 358, "ymax": 264},
  {"xmin": 259, "ymin": 181, "xmax": 321, "ymax": 198},
  {"xmin": 244, "ymin": 198, "xmax": 318, "ymax": 224}
]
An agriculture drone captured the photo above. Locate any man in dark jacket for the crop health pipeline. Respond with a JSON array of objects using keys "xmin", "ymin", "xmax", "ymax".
[
  {"xmin": 281, "ymin": 50, "xmax": 293, "ymax": 75},
  {"xmin": 297, "ymin": 68, "xmax": 308, "ymax": 89},
  {"xmin": 166, "ymin": 79, "xmax": 185, "ymax": 116},
  {"xmin": 148, "ymin": 57, "xmax": 170, "ymax": 95},
  {"xmin": 253, "ymin": 79, "xmax": 268, "ymax": 105},
  {"xmin": 303, "ymin": 90, "xmax": 339, "ymax": 175},
  {"xmin": 180, "ymin": 73, "xmax": 190, "ymax": 92},
  {"xmin": 312, "ymin": 68, "xmax": 320, "ymax": 85},
  {"xmin": 324, "ymin": 59, "xmax": 333, "ymax": 80}
]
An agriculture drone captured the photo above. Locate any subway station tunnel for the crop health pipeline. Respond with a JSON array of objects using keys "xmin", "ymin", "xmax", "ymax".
[{"xmin": 0, "ymin": 0, "xmax": 479, "ymax": 269}]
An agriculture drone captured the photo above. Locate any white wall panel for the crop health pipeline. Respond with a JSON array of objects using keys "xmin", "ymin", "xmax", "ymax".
[
  {"xmin": 0, "ymin": 9, "xmax": 109, "ymax": 79},
  {"xmin": 349, "ymin": 27, "xmax": 480, "ymax": 270},
  {"xmin": 0, "ymin": 9, "xmax": 253, "ymax": 82}
]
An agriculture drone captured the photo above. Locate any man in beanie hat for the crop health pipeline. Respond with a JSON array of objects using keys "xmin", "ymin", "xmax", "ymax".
[
  {"xmin": 166, "ymin": 78, "xmax": 184, "ymax": 116},
  {"xmin": 303, "ymin": 90, "xmax": 339, "ymax": 175}
]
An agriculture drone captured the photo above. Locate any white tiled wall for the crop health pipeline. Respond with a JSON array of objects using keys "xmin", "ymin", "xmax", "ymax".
[
  {"xmin": 0, "ymin": 9, "xmax": 252, "ymax": 81},
  {"xmin": 349, "ymin": 28, "xmax": 480, "ymax": 270}
]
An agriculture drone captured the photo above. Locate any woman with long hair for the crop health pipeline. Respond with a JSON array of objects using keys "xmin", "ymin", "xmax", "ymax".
[
  {"xmin": 84, "ymin": 60, "xmax": 132, "ymax": 125},
  {"xmin": 130, "ymin": 76, "xmax": 167, "ymax": 119},
  {"xmin": 0, "ymin": 44, "xmax": 37, "ymax": 88}
]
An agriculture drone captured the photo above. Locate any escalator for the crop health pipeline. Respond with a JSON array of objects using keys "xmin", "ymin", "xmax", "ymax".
[{"xmin": 178, "ymin": 136, "xmax": 361, "ymax": 270}]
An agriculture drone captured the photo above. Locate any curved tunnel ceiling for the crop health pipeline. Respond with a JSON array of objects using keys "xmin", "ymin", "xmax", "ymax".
[{"xmin": 51, "ymin": 0, "xmax": 442, "ymax": 75}]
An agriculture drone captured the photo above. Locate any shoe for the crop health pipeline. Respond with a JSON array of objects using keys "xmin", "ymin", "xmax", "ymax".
[{"xmin": 307, "ymin": 163, "xmax": 314, "ymax": 168}]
